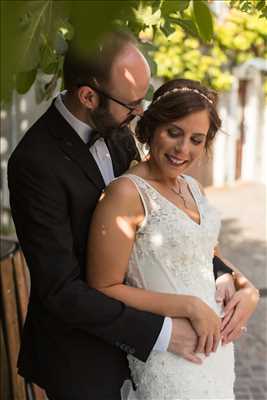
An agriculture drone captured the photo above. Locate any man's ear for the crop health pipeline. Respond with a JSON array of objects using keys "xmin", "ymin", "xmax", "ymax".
[{"xmin": 77, "ymin": 86, "xmax": 99, "ymax": 110}]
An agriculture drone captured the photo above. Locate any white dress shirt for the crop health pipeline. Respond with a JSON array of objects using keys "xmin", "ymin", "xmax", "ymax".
[{"xmin": 54, "ymin": 92, "xmax": 172, "ymax": 352}]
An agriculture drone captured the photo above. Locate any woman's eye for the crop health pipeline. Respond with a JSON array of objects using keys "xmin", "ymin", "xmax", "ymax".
[
  {"xmin": 167, "ymin": 129, "xmax": 180, "ymax": 137},
  {"xmin": 191, "ymin": 138, "xmax": 204, "ymax": 145}
]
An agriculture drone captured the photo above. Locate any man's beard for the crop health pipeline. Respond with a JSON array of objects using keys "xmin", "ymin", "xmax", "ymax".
[
  {"xmin": 88, "ymin": 96, "xmax": 136, "ymax": 138},
  {"xmin": 90, "ymin": 105, "xmax": 119, "ymax": 138}
]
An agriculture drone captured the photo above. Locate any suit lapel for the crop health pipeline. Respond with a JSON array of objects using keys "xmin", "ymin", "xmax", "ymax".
[
  {"xmin": 105, "ymin": 127, "xmax": 137, "ymax": 178},
  {"xmin": 105, "ymin": 136, "xmax": 121, "ymax": 177},
  {"xmin": 45, "ymin": 103, "xmax": 105, "ymax": 190}
]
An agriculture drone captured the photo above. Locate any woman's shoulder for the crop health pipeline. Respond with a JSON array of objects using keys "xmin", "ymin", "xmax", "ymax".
[
  {"xmin": 107, "ymin": 175, "xmax": 139, "ymax": 197},
  {"xmin": 107, "ymin": 161, "xmax": 147, "ymax": 193},
  {"xmin": 104, "ymin": 174, "xmax": 144, "ymax": 209},
  {"xmin": 103, "ymin": 177, "xmax": 145, "ymax": 219}
]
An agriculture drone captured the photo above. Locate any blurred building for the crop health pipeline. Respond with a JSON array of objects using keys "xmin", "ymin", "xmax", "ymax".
[{"xmin": 188, "ymin": 59, "xmax": 267, "ymax": 187}]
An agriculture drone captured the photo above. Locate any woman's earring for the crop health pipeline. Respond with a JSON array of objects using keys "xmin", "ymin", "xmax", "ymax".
[{"xmin": 141, "ymin": 143, "xmax": 150, "ymax": 160}]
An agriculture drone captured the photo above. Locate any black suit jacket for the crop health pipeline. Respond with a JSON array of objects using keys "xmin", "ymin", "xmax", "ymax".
[
  {"xmin": 8, "ymin": 103, "xmax": 232, "ymax": 399},
  {"xmin": 8, "ymin": 103, "xmax": 164, "ymax": 399}
]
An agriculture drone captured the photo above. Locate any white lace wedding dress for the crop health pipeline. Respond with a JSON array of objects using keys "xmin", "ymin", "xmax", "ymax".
[{"xmin": 120, "ymin": 174, "xmax": 235, "ymax": 400}]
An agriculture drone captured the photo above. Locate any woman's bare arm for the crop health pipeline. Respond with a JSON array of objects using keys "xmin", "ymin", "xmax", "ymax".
[{"xmin": 87, "ymin": 178, "xmax": 196, "ymax": 318}]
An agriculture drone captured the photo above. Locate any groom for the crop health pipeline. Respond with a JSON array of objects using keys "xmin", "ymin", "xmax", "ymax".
[{"xmin": 8, "ymin": 31, "xmax": 257, "ymax": 400}]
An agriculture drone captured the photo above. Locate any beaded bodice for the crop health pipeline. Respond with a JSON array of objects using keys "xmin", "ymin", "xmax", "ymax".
[{"xmin": 124, "ymin": 173, "xmax": 222, "ymax": 314}]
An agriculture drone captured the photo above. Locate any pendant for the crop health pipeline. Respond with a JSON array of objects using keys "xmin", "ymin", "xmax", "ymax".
[{"xmin": 170, "ymin": 180, "xmax": 189, "ymax": 209}]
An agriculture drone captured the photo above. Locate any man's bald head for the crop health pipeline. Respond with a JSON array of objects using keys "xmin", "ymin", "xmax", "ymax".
[
  {"xmin": 63, "ymin": 30, "xmax": 151, "ymax": 131},
  {"xmin": 63, "ymin": 31, "xmax": 145, "ymax": 91}
]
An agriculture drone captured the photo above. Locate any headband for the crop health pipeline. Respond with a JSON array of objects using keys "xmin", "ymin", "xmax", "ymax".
[{"xmin": 153, "ymin": 87, "xmax": 213, "ymax": 105}]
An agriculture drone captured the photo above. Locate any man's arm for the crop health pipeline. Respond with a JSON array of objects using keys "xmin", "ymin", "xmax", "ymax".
[
  {"xmin": 8, "ymin": 152, "xmax": 163, "ymax": 362},
  {"xmin": 213, "ymin": 255, "xmax": 233, "ymax": 279}
]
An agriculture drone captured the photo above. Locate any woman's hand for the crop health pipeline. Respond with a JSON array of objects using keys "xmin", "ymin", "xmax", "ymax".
[
  {"xmin": 221, "ymin": 284, "xmax": 260, "ymax": 344},
  {"xmin": 188, "ymin": 297, "xmax": 222, "ymax": 356}
]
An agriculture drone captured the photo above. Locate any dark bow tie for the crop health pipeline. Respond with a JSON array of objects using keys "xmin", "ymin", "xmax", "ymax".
[{"xmin": 87, "ymin": 130, "xmax": 102, "ymax": 147}]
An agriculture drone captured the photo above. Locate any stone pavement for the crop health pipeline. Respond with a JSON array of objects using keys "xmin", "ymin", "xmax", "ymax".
[{"xmin": 206, "ymin": 181, "xmax": 267, "ymax": 400}]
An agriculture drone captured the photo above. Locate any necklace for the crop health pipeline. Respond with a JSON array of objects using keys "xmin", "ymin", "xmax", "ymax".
[{"xmin": 170, "ymin": 179, "xmax": 190, "ymax": 209}]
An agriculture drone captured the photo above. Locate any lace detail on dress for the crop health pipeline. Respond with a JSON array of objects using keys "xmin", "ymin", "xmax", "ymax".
[{"xmin": 120, "ymin": 174, "xmax": 235, "ymax": 400}]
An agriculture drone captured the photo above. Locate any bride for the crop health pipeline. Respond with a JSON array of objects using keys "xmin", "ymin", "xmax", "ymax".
[{"xmin": 87, "ymin": 79, "xmax": 248, "ymax": 399}]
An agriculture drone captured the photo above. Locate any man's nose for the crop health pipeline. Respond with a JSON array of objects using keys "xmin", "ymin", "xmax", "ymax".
[{"xmin": 132, "ymin": 103, "xmax": 144, "ymax": 117}]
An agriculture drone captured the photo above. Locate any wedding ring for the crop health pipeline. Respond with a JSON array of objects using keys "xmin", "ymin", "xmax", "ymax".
[{"xmin": 241, "ymin": 326, "xmax": 247, "ymax": 333}]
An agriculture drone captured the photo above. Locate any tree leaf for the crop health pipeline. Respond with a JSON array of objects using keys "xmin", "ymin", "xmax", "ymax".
[
  {"xmin": 1, "ymin": 0, "xmax": 25, "ymax": 104},
  {"xmin": 42, "ymin": 62, "xmax": 58, "ymax": 75},
  {"xmin": 54, "ymin": 32, "xmax": 68, "ymax": 56},
  {"xmin": 150, "ymin": 0, "xmax": 163, "ymax": 13},
  {"xmin": 18, "ymin": 0, "xmax": 51, "ymax": 71},
  {"xmin": 57, "ymin": 19, "xmax": 74, "ymax": 41},
  {"xmin": 256, "ymin": 0, "xmax": 266, "ymax": 11},
  {"xmin": 161, "ymin": 18, "xmax": 177, "ymax": 36},
  {"xmin": 161, "ymin": 0, "xmax": 190, "ymax": 17},
  {"xmin": 16, "ymin": 69, "xmax": 37, "ymax": 94},
  {"xmin": 169, "ymin": 17, "xmax": 199, "ymax": 37},
  {"xmin": 139, "ymin": 41, "xmax": 157, "ymax": 52},
  {"xmin": 145, "ymin": 83, "xmax": 154, "ymax": 101},
  {"xmin": 193, "ymin": 0, "xmax": 213, "ymax": 42},
  {"xmin": 133, "ymin": 3, "xmax": 161, "ymax": 26},
  {"xmin": 40, "ymin": 44, "xmax": 58, "ymax": 72},
  {"xmin": 70, "ymin": 1, "xmax": 129, "ymax": 56}
]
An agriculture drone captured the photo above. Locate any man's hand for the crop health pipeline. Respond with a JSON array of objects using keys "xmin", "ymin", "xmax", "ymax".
[
  {"xmin": 221, "ymin": 285, "xmax": 260, "ymax": 344},
  {"xmin": 215, "ymin": 273, "xmax": 236, "ymax": 306},
  {"xmin": 168, "ymin": 318, "xmax": 202, "ymax": 365}
]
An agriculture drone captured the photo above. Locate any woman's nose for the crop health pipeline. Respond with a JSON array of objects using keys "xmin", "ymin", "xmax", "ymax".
[{"xmin": 175, "ymin": 139, "xmax": 190, "ymax": 155}]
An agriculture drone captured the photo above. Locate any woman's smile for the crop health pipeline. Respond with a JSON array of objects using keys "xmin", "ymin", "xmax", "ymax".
[{"xmin": 165, "ymin": 154, "xmax": 189, "ymax": 168}]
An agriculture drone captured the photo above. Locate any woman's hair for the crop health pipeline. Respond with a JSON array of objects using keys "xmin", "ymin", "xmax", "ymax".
[{"xmin": 136, "ymin": 79, "xmax": 221, "ymax": 151}]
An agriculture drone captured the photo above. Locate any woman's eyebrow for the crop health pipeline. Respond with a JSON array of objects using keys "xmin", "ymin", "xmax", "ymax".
[
  {"xmin": 192, "ymin": 133, "xmax": 207, "ymax": 137},
  {"xmin": 168, "ymin": 123, "xmax": 184, "ymax": 131}
]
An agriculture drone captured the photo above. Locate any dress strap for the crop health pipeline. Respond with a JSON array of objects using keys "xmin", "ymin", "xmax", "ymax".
[
  {"xmin": 114, "ymin": 174, "xmax": 154, "ymax": 231},
  {"xmin": 182, "ymin": 174, "xmax": 203, "ymax": 201}
]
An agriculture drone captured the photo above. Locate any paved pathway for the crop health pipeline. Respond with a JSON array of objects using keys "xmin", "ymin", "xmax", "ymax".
[{"xmin": 206, "ymin": 181, "xmax": 267, "ymax": 400}]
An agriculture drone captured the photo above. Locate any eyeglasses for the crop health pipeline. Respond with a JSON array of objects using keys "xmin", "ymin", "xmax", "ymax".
[{"xmin": 77, "ymin": 83, "xmax": 144, "ymax": 113}]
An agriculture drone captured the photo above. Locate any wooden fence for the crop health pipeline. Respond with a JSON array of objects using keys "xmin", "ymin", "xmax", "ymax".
[{"xmin": 0, "ymin": 238, "xmax": 46, "ymax": 400}]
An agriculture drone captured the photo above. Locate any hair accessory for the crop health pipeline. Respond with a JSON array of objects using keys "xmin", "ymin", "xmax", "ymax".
[{"xmin": 153, "ymin": 87, "xmax": 213, "ymax": 105}]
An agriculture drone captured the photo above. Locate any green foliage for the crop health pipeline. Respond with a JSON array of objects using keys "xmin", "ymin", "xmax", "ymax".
[
  {"xmin": 161, "ymin": 0, "xmax": 191, "ymax": 16},
  {"xmin": 229, "ymin": 0, "xmax": 267, "ymax": 17},
  {"xmin": 1, "ymin": 0, "xmax": 266, "ymax": 106},
  {"xmin": 192, "ymin": 0, "xmax": 214, "ymax": 42},
  {"xmin": 1, "ymin": 0, "xmax": 128, "ymax": 105},
  {"xmin": 16, "ymin": 69, "xmax": 38, "ymax": 94},
  {"xmin": 1, "ymin": 0, "xmax": 215, "ymax": 104},
  {"xmin": 153, "ymin": 8, "xmax": 267, "ymax": 93}
]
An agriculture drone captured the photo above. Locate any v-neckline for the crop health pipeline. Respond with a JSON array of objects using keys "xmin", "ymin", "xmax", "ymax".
[{"xmin": 128, "ymin": 173, "xmax": 202, "ymax": 227}]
